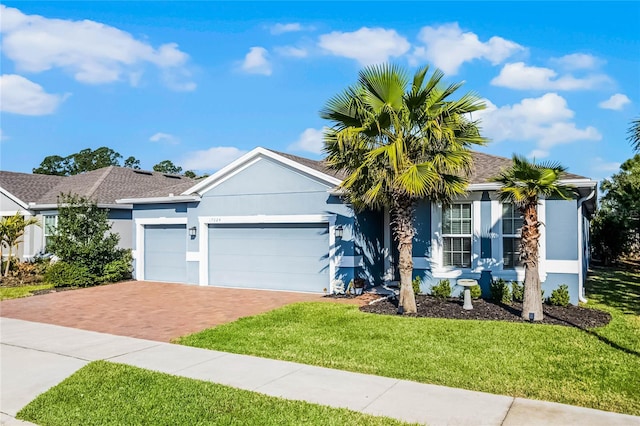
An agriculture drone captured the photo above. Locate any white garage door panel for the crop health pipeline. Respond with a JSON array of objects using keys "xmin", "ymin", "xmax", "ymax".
[
  {"xmin": 209, "ymin": 223, "xmax": 329, "ymax": 292},
  {"xmin": 144, "ymin": 224, "xmax": 187, "ymax": 283}
]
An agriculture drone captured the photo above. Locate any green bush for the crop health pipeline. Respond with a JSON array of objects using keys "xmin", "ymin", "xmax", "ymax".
[
  {"xmin": 548, "ymin": 284, "xmax": 570, "ymax": 307},
  {"xmin": 511, "ymin": 281, "xmax": 524, "ymax": 302},
  {"xmin": 99, "ymin": 251, "xmax": 133, "ymax": 283},
  {"xmin": 490, "ymin": 278, "xmax": 512, "ymax": 304},
  {"xmin": 469, "ymin": 284, "xmax": 482, "ymax": 299},
  {"xmin": 431, "ymin": 279, "xmax": 451, "ymax": 299},
  {"xmin": 412, "ymin": 276, "xmax": 422, "ymax": 295},
  {"xmin": 44, "ymin": 261, "xmax": 95, "ymax": 288}
]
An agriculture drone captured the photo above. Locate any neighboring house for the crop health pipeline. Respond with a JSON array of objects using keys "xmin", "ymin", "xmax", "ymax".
[
  {"xmin": 0, "ymin": 167, "xmax": 194, "ymax": 259},
  {"xmin": 118, "ymin": 147, "xmax": 597, "ymax": 305}
]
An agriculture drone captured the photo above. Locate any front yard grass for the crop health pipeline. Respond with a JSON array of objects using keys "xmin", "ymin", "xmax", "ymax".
[
  {"xmin": 17, "ymin": 361, "xmax": 412, "ymax": 426},
  {"xmin": 0, "ymin": 283, "xmax": 53, "ymax": 300},
  {"xmin": 177, "ymin": 266, "xmax": 640, "ymax": 415}
]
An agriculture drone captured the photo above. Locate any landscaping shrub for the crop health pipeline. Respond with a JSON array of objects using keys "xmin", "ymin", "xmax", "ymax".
[
  {"xmin": 490, "ymin": 278, "xmax": 511, "ymax": 304},
  {"xmin": 548, "ymin": 284, "xmax": 570, "ymax": 307},
  {"xmin": 412, "ymin": 276, "xmax": 422, "ymax": 295},
  {"xmin": 99, "ymin": 251, "xmax": 133, "ymax": 283},
  {"xmin": 469, "ymin": 284, "xmax": 482, "ymax": 300},
  {"xmin": 431, "ymin": 279, "xmax": 451, "ymax": 299},
  {"xmin": 511, "ymin": 281, "xmax": 524, "ymax": 302},
  {"xmin": 44, "ymin": 261, "xmax": 94, "ymax": 288}
]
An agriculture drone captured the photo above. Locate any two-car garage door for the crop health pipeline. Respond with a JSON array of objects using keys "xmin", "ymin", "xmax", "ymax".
[{"xmin": 208, "ymin": 223, "xmax": 329, "ymax": 292}]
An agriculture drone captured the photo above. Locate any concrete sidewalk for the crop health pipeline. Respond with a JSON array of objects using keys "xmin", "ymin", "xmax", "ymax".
[{"xmin": 1, "ymin": 318, "xmax": 638, "ymax": 426}]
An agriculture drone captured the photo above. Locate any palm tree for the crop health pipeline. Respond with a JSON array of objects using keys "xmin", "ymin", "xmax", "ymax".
[
  {"xmin": 321, "ymin": 64, "xmax": 487, "ymax": 313},
  {"xmin": 628, "ymin": 117, "xmax": 640, "ymax": 152},
  {"xmin": 492, "ymin": 155, "xmax": 575, "ymax": 320},
  {"xmin": 1, "ymin": 213, "xmax": 40, "ymax": 276}
]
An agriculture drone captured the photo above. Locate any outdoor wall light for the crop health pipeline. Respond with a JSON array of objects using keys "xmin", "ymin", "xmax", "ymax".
[
  {"xmin": 189, "ymin": 226, "xmax": 197, "ymax": 238},
  {"xmin": 335, "ymin": 225, "xmax": 344, "ymax": 239}
]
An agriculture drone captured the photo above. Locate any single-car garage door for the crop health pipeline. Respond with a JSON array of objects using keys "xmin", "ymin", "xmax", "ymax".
[
  {"xmin": 144, "ymin": 224, "xmax": 187, "ymax": 283},
  {"xmin": 208, "ymin": 223, "xmax": 329, "ymax": 292}
]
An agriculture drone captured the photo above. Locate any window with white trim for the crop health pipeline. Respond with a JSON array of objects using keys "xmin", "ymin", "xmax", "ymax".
[
  {"xmin": 44, "ymin": 215, "xmax": 57, "ymax": 249},
  {"xmin": 502, "ymin": 204, "xmax": 523, "ymax": 268},
  {"xmin": 442, "ymin": 203, "xmax": 472, "ymax": 268}
]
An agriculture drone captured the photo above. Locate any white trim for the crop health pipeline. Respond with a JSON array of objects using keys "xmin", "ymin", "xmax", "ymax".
[
  {"xmin": 538, "ymin": 199, "xmax": 547, "ymax": 282},
  {"xmin": 117, "ymin": 196, "xmax": 200, "ymax": 204},
  {"xmin": 0, "ymin": 188, "xmax": 30, "ymax": 210},
  {"xmin": 335, "ymin": 255, "xmax": 363, "ymax": 268},
  {"xmin": 135, "ymin": 217, "xmax": 188, "ymax": 281},
  {"xmin": 468, "ymin": 179, "xmax": 597, "ymax": 192},
  {"xmin": 186, "ymin": 251, "xmax": 200, "ymax": 262},
  {"xmin": 431, "ymin": 202, "xmax": 442, "ymax": 271},
  {"xmin": 545, "ymin": 260, "xmax": 580, "ymax": 274},
  {"xmin": 184, "ymin": 147, "xmax": 342, "ymax": 196},
  {"xmin": 577, "ymin": 189, "xmax": 596, "ymax": 302},
  {"xmin": 199, "ymin": 214, "xmax": 338, "ymax": 289},
  {"xmin": 472, "ymin": 200, "xmax": 482, "ymax": 269},
  {"xmin": 490, "ymin": 199, "xmax": 502, "ymax": 267}
]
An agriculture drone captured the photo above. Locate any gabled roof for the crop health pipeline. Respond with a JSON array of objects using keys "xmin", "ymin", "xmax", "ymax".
[{"xmin": 0, "ymin": 167, "xmax": 195, "ymax": 207}]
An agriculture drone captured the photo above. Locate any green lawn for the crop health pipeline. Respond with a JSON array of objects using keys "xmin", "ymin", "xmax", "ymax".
[
  {"xmin": 17, "ymin": 361, "xmax": 412, "ymax": 426},
  {"xmin": 177, "ymin": 266, "xmax": 640, "ymax": 415},
  {"xmin": 0, "ymin": 283, "xmax": 53, "ymax": 300}
]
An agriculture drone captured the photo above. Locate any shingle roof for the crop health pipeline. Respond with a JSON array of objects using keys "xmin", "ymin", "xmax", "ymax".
[
  {"xmin": 270, "ymin": 150, "xmax": 587, "ymax": 184},
  {"xmin": 0, "ymin": 167, "xmax": 195, "ymax": 205}
]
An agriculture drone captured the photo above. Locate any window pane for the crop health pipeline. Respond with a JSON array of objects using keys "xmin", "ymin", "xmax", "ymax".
[
  {"xmin": 463, "ymin": 237, "xmax": 471, "ymax": 251},
  {"xmin": 450, "ymin": 221, "xmax": 461, "ymax": 234},
  {"xmin": 452, "ymin": 253, "xmax": 462, "ymax": 266},
  {"xmin": 462, "ymin": 204, "xmax": 471, "ymax": 219},
  {"xmin": 514, "ymin": 219, "xmax": 523, "ymax": 232},
  {"xmin": 503, "ymin": 219, "xmax": 512, "ymax": 234},
  {"xmin": 452, "ymin": 237, "xmax": 461, "ymax": 251},
  {"xmin": 444, "ymin": 238, "xmax": 452, "ymax": 252},
  {"xmin": 462, "ymin": 253, "xmax": 471, "ymax": 268},
  {"xmin": 461, "ymin": 220, "xmax": 471, "ymax": 234},
  {"xmin": 503, "ymin": 204, "xmax": 511, "ymax": 216}
]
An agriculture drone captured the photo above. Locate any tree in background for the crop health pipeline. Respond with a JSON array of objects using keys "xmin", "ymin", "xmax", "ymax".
[
  {"xmin": 628, "ymin": 117, "xmax": 640, "ymax": 152},
  {"xmin": 493, "ymin": 156, "xmax": 574, "ymax": 321},
  {"xmin": 0, "ymin": 214, "xmax": 40, "ymax": 276},
  {"xmin": 592, "ymin": 155, "xmax": 640, "ymax": 263},
  {"xmin": 33, "ymin": 147, "xmax": 142, "ymax": 176},
  {"xmin": 153, "ymin": 160, "xmax": 183, "ymax": 174},
  {"xmin": 322, "ymin": 64, "xmax": 487, "ymax": 313}
]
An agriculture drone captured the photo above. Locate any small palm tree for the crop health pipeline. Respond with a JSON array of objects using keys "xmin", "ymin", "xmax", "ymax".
[
  {"xmin": 628, "ymin": 117, "xmax": 640, "ymax": 152},
  {"xmin": 1, "ymin": 213, "xmax": 40, "ymax": 276},
  {"xmin": 322, "ymin": 64, "xmax": 487, "ymax": 313},
  {"xmin": 493, "ymin": 155, "xmax": 575, "ymax": 320}
]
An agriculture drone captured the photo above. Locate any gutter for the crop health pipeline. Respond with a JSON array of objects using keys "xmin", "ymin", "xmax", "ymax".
[
  {"xmin": 116, "ymin": 195, "xmax": 201, "ymax": 204},
  {"xmin": 29, "ymin": 202, "xmax": 133, "ymax": 210},
  {"xmin": 577, "ymin": 189, "xmax": 596, "ymax": 303}
]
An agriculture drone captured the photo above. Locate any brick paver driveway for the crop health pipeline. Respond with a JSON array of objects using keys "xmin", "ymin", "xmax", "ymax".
[{"xmin": 0, "ymin": 281, "xmax": 326, "ymax": 341}]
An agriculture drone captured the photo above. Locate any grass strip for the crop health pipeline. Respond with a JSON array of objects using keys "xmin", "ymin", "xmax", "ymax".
[
  {"xmin": 18, "ymin": 361, "xmax": 413, "ymax": 426},
  {"xmin": 177, "ymin": 267, "xmax": 640, "ymax": 415},
  {"xmin": 0, "ymin": 283, "xmax": 53, "ymax": 300}
]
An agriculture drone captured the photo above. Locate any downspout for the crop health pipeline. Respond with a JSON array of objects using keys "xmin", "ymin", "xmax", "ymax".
[{"xmin": 577, "ymin": 189, "xmax": 596, "ymax": 303}]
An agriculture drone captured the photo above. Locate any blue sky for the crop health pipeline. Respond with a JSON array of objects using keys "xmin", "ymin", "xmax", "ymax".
[{"xmin": 1, "ymin": 2, "xmax": 638, "ymax": 183}]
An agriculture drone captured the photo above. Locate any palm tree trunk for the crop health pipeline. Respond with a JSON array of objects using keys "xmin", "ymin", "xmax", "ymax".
[
  {"xmin": 392, "ymin": 194, "xmax": 417, "ymax": 314},
  {"xmin": 521, "ymin": 202, "xmax": 543, "ymax": 320}
]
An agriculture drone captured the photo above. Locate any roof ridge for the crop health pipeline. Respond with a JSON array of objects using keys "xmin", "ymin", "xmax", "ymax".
[{"xmin": 85, "ymin": 166, "xmax": 114, "ymax": 199}]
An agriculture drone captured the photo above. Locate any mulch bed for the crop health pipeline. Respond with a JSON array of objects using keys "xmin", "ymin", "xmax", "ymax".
[{"xmin": 360, "ymin": 294, "xmax": 611, "ymax": 329}]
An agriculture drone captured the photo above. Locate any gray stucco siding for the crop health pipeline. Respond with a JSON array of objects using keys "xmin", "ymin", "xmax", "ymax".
[
  {"xmin": 0, "ymin": 193, "xmax": 25, "ymax": 212},
  {"xmin": 545, "ymin": 199, "xmax": 578, "ymax": 260},
  {"xmin": 108, "ymin": 209, "xmax": 133, "ymax": 250},
  {"xmin": 543, "ymin": 273, "xmax": 580, "ymax": 305}
]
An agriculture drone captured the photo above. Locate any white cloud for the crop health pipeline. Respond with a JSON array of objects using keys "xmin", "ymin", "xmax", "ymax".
[
  {"xmin": 528, "ymin": 149, "xmax": 550, "ymax": 159},
  {"xmin": 551, "ymin": 53, "xmax": 603, "ymax": 70},
  {"xmin": 592, "ymin": 157, "xmax": 621, "ymax": 173},
  {"xmin": 598, "ymin": 93, "xmax": 631, "ymax": 111},
  {"xmin": 275, "ymin": 46, "xmax": 308, "ymax": 58},
  {"xmin": 181, "ymin": 146, "xmax": 247, "ymax": 171},
  {"xmin": 318, "ymin": 27, "xmax": 410, "ymax": 66},
  {"xmin": 0, "ymin": 74, "xmax": 67, "ymax": 115},
  {"xmin": 241, "ymin": 47, "xmax": 272, "ymax": 75},
  {"xmin": 149, "ymin": 132, "xmax": 179, "ymax": 145},
  {"xmin": 491, "ymin": 62, "xmax": 611, "ymax": 90},
  {"xmin": 410, "ymin": 23, "xmax": 524, "ymax": 74},
  {"xmin": 288, "ymin": 128, "xmax": 326, "ymax": 154},
  {"xmin": 475, "ymin": 93, "xmax": 602, "ymax": 155},
  {"xmin": 0, "ymin": 5, "xmax": 195, "ymax": 90},
  {"xmin": 270, "ymin": 23, "xmax": 310, "ymax": 35}
]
